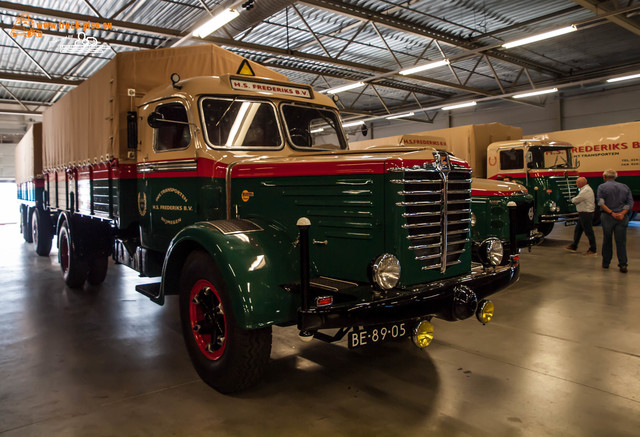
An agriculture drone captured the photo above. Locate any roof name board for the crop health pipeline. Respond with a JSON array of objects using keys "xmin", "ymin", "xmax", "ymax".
[{"xmin": 230, "ymin": 78, "xmax": 312, "ymax": 99}]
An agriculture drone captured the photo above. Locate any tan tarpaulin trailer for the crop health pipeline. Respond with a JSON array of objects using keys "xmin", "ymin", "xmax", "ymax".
[{"xmin": 526, "ymin": 121, "xmax": 640, "ymax": 180}]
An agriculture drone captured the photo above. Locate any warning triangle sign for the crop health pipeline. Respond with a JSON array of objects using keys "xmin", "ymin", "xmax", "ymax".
[{"xmin": 237, "ymin": 60, "xmax": 255, "ymax": 76}]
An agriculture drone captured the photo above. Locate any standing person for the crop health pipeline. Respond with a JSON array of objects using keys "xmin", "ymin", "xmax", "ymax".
[
  {"xmin": 565, "ymin": 177, "xmax": 596, "ymax": 255},
  {"xmin": 597, "ymin": 169, "xmax": 634, "ymax": 273}
]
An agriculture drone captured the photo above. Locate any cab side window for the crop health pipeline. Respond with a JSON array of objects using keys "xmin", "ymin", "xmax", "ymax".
[
  {"xmin": 153, "ymin": 103, "xmax": 191, "ymax": 152},
  {"xmin": 499, "ymin": 149, "xmax": 524, "ymax": 170}
]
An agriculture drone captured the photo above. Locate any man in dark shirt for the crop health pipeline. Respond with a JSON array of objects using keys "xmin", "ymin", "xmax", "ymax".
[{"xmin": 597, "ymin": 169, "xmax": 634, "ymax": 273}]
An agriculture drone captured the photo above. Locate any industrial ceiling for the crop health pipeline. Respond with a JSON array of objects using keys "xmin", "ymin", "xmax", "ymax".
[{"xmin": 1, "ymin": 0, "xmax": 639, "ymax": 136}]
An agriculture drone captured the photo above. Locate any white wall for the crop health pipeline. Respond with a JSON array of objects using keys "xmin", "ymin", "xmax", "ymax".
[
  {"xmin": 355, "ymin": 82, "xmax": 640, "ymax": 142},
  {"xmin": 0, "ymin": 143, "xmax": 16, "ymax": 179}
]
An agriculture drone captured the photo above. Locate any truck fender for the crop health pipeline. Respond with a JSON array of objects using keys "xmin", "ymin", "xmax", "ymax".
[{"xmin": 161, "ymin": 219, "xmax": 301, "ymax": 329}]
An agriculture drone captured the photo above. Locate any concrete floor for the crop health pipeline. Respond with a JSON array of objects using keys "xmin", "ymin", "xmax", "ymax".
[{"xmin": 1, "ymin": 222, "xmax": 639, "ymax": 437}]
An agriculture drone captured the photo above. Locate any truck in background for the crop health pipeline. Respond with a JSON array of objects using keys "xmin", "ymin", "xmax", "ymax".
[
  {"xmin": 405, "ymin": 123, "xmax": 579, "ymax": 237},
  {"xmin": 15, "ymin": 123, "xmax": 54, "ymax": 255},
  {"xmin": 527, "ymin": 121, "xmax": 640, "ymax": 217},
  {"xmin": 350, "ymin": 134, "xmax": 541, "ymax": 263},
  {"xmin": 16, "ymin": 44, "xmax": 519, "ymax": 393}
]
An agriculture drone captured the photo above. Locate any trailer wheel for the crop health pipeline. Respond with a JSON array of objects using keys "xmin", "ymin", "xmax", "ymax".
[
  {"xmin": 58, "ymin": 220, "xmax": 87, "ymax": 288},
  {"xmin": 32, "ymin": 209, "xmax": 53, "ymax": 256},
  {"xmin": 22, "ymin": 207, "xmax": 33, "ymax": 243},
  {"xmin": 537, "ymin": 223, "xmax": 554, "ymax": 237},
  {"xmin": 87, "ymin": 256, "xmax": 109, "ymax": 285},
  {"xmin": 179, "ymin": 251, "xmax": 272, "ymax": 393}
]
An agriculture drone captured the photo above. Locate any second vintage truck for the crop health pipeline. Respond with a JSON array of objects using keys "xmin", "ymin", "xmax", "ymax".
[{"xmin": 17, "ymin": 44, "xmax": 519, "ymax": 393}]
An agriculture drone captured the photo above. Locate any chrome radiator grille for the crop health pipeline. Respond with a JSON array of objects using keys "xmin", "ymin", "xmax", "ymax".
[
  {"xmin": 552, "ymin": 175, "xmax": 578, "ymax": 202},
  {"xmin": 391, "ymin": 160, "xmax": 471, "ymax": 272}
]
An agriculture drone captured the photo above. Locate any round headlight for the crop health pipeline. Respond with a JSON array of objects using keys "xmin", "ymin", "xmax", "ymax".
[
  {"xmin": 372, "ymin": 254, "xmax": 401, "ymax": 290},
  {"xmin": 471, "ymin": 211, "xmax": 477, "ymax": 227},
  {"xmin": 481, "ymin": 238, "xmax": 503, "ymax": 266}
]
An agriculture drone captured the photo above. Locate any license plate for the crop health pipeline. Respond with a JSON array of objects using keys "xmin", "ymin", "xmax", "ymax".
[
  {"xmin": 348, "ymin": 323, "xmax": 408, "ymax": 348},
  {"xmin": 565, "ymin": 220, "xmax": 577, "ymax": 226}
]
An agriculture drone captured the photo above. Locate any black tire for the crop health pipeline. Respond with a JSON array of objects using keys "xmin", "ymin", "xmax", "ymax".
[
  {"xmin": 23, "ymin": 207, "xmax": 33, "ymax": 243},
  {"xmin": 179, "ymin": 250, "xmax": 272, "ymax": 393},
  {"xmin": 58, "ymin": 220, "xmax": 88, "ymax": 288},
  {"xmin": 537, "ymin": 222, "xmax": 554, "ymax": 237},
  {"xmin": 32, "ymin": 209, "xmax": 53, "ymax": 256},
  {"xmin": 87, "ymin": 256, "xmax": 109, "ymax": 285}
]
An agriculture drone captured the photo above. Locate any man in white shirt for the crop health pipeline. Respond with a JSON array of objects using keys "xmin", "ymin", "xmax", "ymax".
[{"xmin": 565, "ymin": 177, "xmax": 596, "ymax": 254}]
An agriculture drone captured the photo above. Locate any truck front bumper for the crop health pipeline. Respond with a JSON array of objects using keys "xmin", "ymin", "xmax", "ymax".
[
  {"xmin": 540, "ymin": 212, "xmax": 579, "ymax": 223},
  {"xmin": 517, "ymin": 231, "xmax": 544, "ymax": 248},
  {"xmin": 298, "ymin": 258, "xmax": 519, "ymax": 331}
]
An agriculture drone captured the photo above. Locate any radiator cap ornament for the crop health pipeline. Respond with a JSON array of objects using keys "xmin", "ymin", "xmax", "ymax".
[{"xmin": 433, "ymin": 151, "xmax": 450, "ymax": 172}]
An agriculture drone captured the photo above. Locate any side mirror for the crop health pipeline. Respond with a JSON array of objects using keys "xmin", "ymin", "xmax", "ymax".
[
  {"xmin": 574, "ymin": 157, "xmax": 580, "ymax": 168},
  {"xmin": 525, "ymin": 151, "xmax": 533, "ymax": 163},
  {"xmin": 147, "ymin": 111, "xmax": 165, "ymax": 128}
]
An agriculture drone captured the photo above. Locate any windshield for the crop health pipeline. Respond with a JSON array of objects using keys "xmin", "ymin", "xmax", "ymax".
[
  {"xmin": 281, "ymin": 104, "xmax": 346, "ymax": 150},
  {"xmin": 200, "ymin": 97, "xmax": 281, "ymax": 149},
  {"xmin": 528, "ymin": 146, "xmax": 575, "ymax": 169}
]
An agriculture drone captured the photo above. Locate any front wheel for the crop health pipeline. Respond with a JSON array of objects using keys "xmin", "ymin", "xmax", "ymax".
[
  {"xmin": 179, "ymin": 251, "xmax": 272, "ymax": 393},
  {"xmin": 537, "ymin": 222, "xmax": 554, "ymax": 237}
]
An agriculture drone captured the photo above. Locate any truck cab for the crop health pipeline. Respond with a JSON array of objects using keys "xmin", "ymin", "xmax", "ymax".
[{"xmin": 487, "ymin": 140, "xmax": 580, "ymax": 236}]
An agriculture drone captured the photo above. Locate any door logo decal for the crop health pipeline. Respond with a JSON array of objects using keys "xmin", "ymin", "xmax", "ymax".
[
  {"xmin": 152, "ymin": 187, "xmax": 192, "ymax": 225},
  {"xmin": 138, "ymin": 192, "xmax": 147, "ymax": 216}
]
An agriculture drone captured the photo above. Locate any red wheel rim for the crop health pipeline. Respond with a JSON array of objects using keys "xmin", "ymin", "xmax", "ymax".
[
  {"xmin": 189, "ymin": 279, "xmax": 227, "ymax": 360},
  {"xmin": 60, "ymin": 230, "xmax": 69, "ymax": 273}
]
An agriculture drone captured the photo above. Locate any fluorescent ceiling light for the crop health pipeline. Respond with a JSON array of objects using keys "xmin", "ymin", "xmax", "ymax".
[
  {"xmin": 310, "ymin": 127, "xmax": 324, "ymax": 133},
  {"xmin": 399, "ymin": 59, "xmax": 449, "ymax": 76},
  {"xmin": 441, "ymin": 101, "xmax": 477, "ymax": 111},
  {"xmin": 192, "ymin": 8, "xmax": 240, "ymax": 38},
  {"xmin": 342, "ymin": 120, "xmax": 365, "ymax": 128},
  {"xmin": 386, "ymin": 112, "xmax": 415, "ymax": 120},
  {"xmin": 323, "ymin": 82, "xmax": 366, "ymax": 94},
  {"xmin": 502, "ymin": 26, "xmax": 576, "ymax": 49},
  {"xmin": 513, "ymin": 88, "xmax": 558, "ymax": 99},
  {"xmin": 606, "ymin": 73, "xmax": 640, "ymax": 83}
]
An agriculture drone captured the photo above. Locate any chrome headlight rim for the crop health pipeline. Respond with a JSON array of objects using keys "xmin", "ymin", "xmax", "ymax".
[
  {"xmin": 480, "ymin": 237, "xmax": 503, "ymax": 266},
  {"xmin": 470, "ymin": 211, "xmax": 477, "ymax": 227},
  {"xmin": 372, "ymin": 253, "xmax": 401, "ymax": 290}
]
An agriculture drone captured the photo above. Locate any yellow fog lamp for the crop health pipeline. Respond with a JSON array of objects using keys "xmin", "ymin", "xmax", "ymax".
[
  {"xmin": 412, "ymin": 320, "xmax": 434, "ymax": 348},
  {"xmin": 476, "ymin": 300, "xmax": 495, "ymax": 324},
  {"xmin": 371, "ymin": 253, "xmax": 401, "ymax": 290}
]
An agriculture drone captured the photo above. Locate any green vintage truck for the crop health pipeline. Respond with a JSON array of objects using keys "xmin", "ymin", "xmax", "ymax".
[
  {"xmin": 18, "ymin": 44, "xmax": 519, "ymax": 393},
  {"xmin": 486, "ymin": 139, "xmax": 580, "ymax": 236}
]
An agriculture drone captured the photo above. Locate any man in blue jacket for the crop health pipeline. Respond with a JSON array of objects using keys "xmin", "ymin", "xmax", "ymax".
[{"xmin": 597, "ymin": 169, "xmax": 634, "ymax": 273}]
